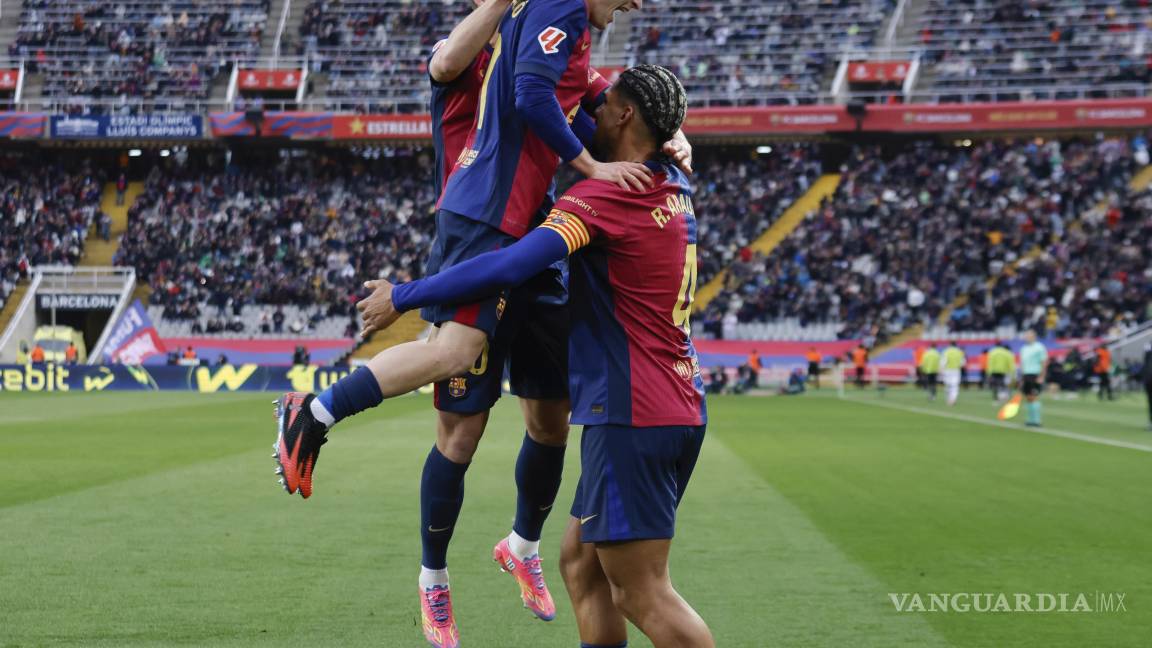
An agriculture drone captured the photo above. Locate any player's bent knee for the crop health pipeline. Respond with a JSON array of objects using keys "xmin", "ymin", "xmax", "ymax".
[{"xmin": 521, "ymin": 398, "xmax": 570, "ymax": 446}]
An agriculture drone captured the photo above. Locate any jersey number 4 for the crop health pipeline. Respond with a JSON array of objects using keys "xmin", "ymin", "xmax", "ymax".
[
  {"xmin": 673, "ymin": 244, "xmax": 698, "ymax": 332},
  {"xmin": 538, "ymin": 27, "xmax": 567, "ymax": 54}
]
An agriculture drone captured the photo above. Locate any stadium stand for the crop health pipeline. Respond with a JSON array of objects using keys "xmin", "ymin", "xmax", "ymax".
[
  {"xmin": 953, "ymin": 175, "xmax": 1152, "ymax": 339},
  {"xmin": 693, "ymin": 145, "xmax": 823, "ymax": 288},
  {"xmin": 0, "ymin": 158, "xmax": 106, "ymax": 311},
  {"xmin": 704, "ymin": 136, "xmax": 1143, "ymax": 341},
  {"xmin": 12, "ymin": 0, "xmax": 268, "ymax": 113},
  {"xmin": 628, "ymin": 0, "xmax": 895, "ymax": 106},
  {"xmin": 915, "ymin": 0, "xmax": 1152, "ymax": 102},
  {"xmin": 298, "ymin": 0, "xmax": 471, "ymax": 113},
  {"xmin": 111, "ymin": 146, "xmax": 820, "ymax": 337},
  {"xmin": 114, "ymin": 151, "xmax": 437, "ymax": 337}
]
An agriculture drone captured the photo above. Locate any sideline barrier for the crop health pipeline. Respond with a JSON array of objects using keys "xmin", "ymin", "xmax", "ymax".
[{"xmin": 0, "ymin": 363, "xmax": 354, "ymax": 393}]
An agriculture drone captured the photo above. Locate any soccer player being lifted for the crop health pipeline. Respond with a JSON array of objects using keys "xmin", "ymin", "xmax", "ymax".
[
  {"xmin": 270, "ymin": 0, "xmax": 691, "ymax": 646},
  {"xmin": 363, "ymin": 63, "xmax": 715, "ymax": 648}
]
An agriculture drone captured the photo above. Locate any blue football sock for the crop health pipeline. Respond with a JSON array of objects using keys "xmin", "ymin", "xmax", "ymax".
[
  {"xmin": 421, "ymin": 446, "xmax": 470, "ymax": 570},
  {"xmin": 315, "ymin": 366, "xmax": 383, "ymax": 426},
  {"xmin": 581, "ymin": 642, "xmax": 627, "ymax": 648},
  {"xmin": 513, "ymin": 432, "xmax": 566, "ymax": 542}
]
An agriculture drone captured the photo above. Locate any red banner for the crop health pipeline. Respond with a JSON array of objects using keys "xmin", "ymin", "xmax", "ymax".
[
  {"xmin": 865, "ymin": 99, "xmax": 1152, "ymax": 132},
  {"xmin": 848, "ymin": 61, "xmax": 910, "ymax": 84},
  {"xmin": 683, "ymin": 106, "xmax": 852, "ymax": 135},
  {"xmin": 237, "ymin": 69, "xmax": 303, "ymax": 91},
  {"xmin": 0, "ymin": 69, "xmax": 18, "ymax": 91},
  {"xmin": 332, "ymin": 114, "xmax": 434, "ymax": 139}
]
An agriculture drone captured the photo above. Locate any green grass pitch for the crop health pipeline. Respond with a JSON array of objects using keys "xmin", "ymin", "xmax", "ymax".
[{"xmin": 2, "ymin": 388, "xmax": 1150, "ymax": 647}]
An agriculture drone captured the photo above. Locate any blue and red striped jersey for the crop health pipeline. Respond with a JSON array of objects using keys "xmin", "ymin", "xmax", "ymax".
[
  {"xmin": 440, "ymin": 0, "xmax": 593, "ymax": 238},
  {"xmin": 428, "ymin": 43, "xmax": 491, "ymax": 198},
  {"xmin": 540, "ymin": 162, "xmax": 708, "ymax": 427}
]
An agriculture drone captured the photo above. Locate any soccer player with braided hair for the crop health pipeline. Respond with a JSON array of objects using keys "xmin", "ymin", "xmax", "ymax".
[{"xmin": 363, "ymin": 64, "xmax": 715, "ymax": 648}]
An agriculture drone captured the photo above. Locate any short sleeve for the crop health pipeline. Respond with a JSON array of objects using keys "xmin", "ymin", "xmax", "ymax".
[
  {"xmin": 539, "ymin": 180, "xmax": 626, "ymax": 252},
  {"xmin": 514, "ymin": 0, "xmax": 587, "ymax": 83}
]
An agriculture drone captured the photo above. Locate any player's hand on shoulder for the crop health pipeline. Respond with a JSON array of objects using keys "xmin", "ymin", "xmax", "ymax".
[
  {"xmin": 662, "ymin": 133, "xmax": 693, "ymax": 175},
  {"xmin": 589, "ymin": 160, "xmax": 653, "ymax": 191},
  {"xmin": 357, "ymin": 279, "xmax": 401, "ymax": 339}
]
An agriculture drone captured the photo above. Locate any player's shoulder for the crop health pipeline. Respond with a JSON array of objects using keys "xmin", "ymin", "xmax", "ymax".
[{"xmin": 557, "ymin": 179, "xmax": 619, "ymax": 217}]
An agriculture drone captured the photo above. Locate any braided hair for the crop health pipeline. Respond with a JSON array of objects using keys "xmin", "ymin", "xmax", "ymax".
[{"xmin": 614, "ymin": 64, "xmax": 687, "ymax": 145}]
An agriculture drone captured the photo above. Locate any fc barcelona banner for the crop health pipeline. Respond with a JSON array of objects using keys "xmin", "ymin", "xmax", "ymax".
[{"xmin": 0, "ymin": 363, "xmax": 356, "ymax": 393}]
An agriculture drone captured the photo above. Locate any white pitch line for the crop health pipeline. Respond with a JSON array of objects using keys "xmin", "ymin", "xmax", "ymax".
[{"xmin": 846, "ymin": 397, "xmax": 1152, "ymax": 454}]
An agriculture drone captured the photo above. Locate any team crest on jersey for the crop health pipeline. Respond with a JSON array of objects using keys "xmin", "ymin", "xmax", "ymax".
[
  {"xmin": 448, "ymin": 377, "xmax": 467, "ymax": 398},
  {"xmin": 538, "ymin": 27, "xmax": 567, "ymax": 54},
  {"xmin": 674, "ymin": 360, "xmax": 693, "ymax": 380},
  {"xmin": 496, "ymin": 296, "xmax": 507, "ymax": 320}
]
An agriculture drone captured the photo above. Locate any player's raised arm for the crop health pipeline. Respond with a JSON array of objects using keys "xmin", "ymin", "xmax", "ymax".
[
  {"xmin": 511, "ymin": 0, "xmax": 651, "ymax": 190},
  {"xmin": 429, "ymin": 0, "xmax": 511, "ymax": 84}
]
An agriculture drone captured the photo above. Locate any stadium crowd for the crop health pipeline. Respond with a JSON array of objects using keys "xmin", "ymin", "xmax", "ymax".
[
  {"xmin": 1, "ymin": 132, "xmax": 1140, "ymax": 346},
  {"xmin": 0, "ymin": 160, "xmax": 106, "ymax": 310},
  {"xmin": 704, "ymin": 136, "xmax": 1145, "ymax": 341},
  {"xmin": 919, "ymin": 0, "xmax": 1152, "ymax": 101},
  {"xmin": 113, "ymin": 148, "xmax": 822, "ymax": 330},
  {"xmin": 693, "ymin": 145, "xmax": 823, "ymax": 287},
  {"xmin": 115, "ymin": 152, "xmax": 436, "ymax": 326},
  {"xmin": 298, "ymin": 0, "xmax": 471, "ymax": 112},
  {"xmin": 11, "ymin": 0, "xmax": 268, "ymax": 110},
  {"xmin": 628, "ymin": 0, "xmax": 894, "ymax": 106}
]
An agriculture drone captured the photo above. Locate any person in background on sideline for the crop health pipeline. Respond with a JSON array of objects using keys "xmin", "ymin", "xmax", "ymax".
[
  {"xmin": 64, "ymin": 342, "xmax": 79, "ymax": 365},
  {"xmin": 806, "ymin": 346, "xmax": 822, "ymax": 389},
  {"xmin": 920, "ymin": 344, "xmax": 941, "ymax": 401},
  {"xmin": 941, "ymin": 341, "xmax": 966, "ymax": 406},
  {"xmin": 913, "ymin": 344, "xmax": 925, "ymax": 390},
  {"xmin": 852, "ymin": 344, "xmax": 868, "ymax": 388},
  {"xmin": 987, "ymin": 342, "xmax": 1015, "ymax": 402},
  {"xmin": 1094, "ymin": 343, "xmax": 1114, "ymax": 401},
  {"xmin": 1142, "ymin": 343, "xmax": 1152, "ymax": 432},
  {"xmin": 747, "ymin": 349, "xmax": 762, "ymax": 389},
  {"xmin": 1019, "ymin": 330, "xmax": 1049, "ymax": 427}
]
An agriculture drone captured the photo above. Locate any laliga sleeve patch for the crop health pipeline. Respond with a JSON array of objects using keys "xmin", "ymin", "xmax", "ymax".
[{"xmin": 537, "ymin": 27, "xmax": 568, "ymax": 54}]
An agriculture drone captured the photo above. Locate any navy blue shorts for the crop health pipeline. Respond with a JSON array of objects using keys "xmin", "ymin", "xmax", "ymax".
[
  {"xmin": 506, "ymin": 271, "xmax": 569, "ymax": 402},
  {"xmin": 421, "ymin": 209, "xmax": 516, "ymax": 338},
  {"xmin": 570, "ymin": 424, "xmax": 706, "ymax": 543}
]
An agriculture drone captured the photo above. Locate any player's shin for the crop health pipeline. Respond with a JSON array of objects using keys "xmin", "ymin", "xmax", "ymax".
[
  {"xmin": 510, "ymin": 431, "xmax": 566, "ymax": 556},
  {"xmin": 421, "ymin": 445, "xmax": 471, "ymax": 576}
]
